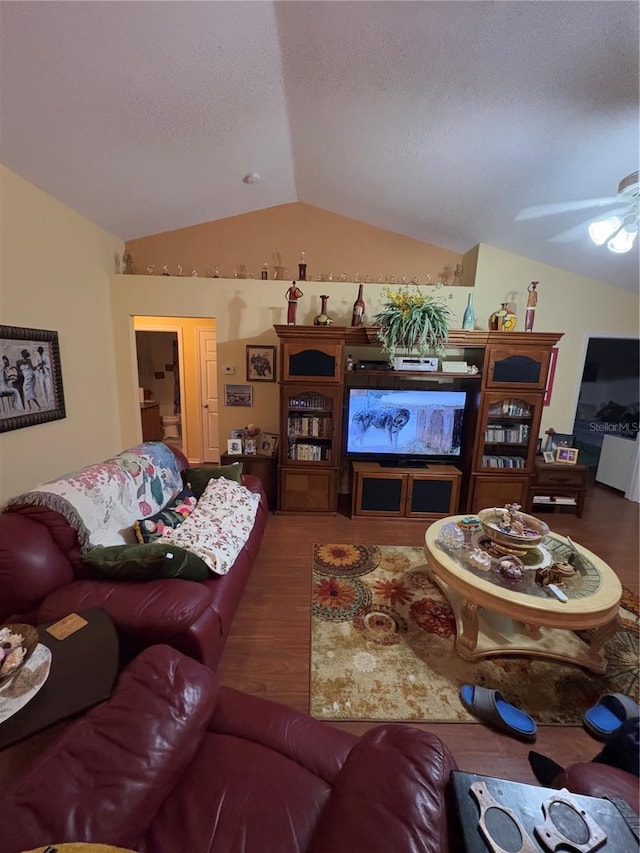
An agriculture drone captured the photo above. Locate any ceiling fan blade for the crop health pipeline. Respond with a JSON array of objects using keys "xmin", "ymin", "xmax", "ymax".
[
  {"xmin": 548, "ymin": 207, "xmax": 631, "ymax": 243},
  {"xmin": 515, "ymin": 196, "xmax": 620, "ymax": 221}
]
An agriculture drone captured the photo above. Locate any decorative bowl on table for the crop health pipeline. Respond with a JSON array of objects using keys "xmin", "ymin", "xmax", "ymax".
[
  {"xmin": 478, "ymin": 505, "xmax": 550, "ymax": 556},
  {"xmin": 0, "ymin": 623, "xmax": 39, "ymax": 688}
]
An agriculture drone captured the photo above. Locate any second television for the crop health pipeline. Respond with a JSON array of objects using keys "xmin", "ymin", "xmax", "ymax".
[{"xmin": 345, "ymin": 386, "xmax": 467, "ymax": 464}]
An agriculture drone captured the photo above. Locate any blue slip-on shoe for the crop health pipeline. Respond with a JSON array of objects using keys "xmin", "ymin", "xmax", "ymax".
[
  {"xmin": 460, "ymin": 684, "xmax": 537, "ymax": 742},
  {"xmin": 583, "ymin": 693, "xmax": 640, "ymax": 740}
]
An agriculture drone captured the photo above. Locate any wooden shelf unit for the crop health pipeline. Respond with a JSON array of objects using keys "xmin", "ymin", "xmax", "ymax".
[{"xmin": 274, "ymin": 326, "xmax": 563, "ymax": 516}]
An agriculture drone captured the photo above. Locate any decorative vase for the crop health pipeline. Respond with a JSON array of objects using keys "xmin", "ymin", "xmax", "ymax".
[
  {"xmin": 351, "ymin": 283, "xmax": 366, "ymax": 327},
  {"xmin": 314, "ymin": 295, "xmax": 333, "ymax": 326},
  {"xmin": 489, "ymin": 302, "xmax": 517, "ymax": 332},
  {"xmin": 462, "ymin": 294, "xmax": 475, "ymax": 330}
]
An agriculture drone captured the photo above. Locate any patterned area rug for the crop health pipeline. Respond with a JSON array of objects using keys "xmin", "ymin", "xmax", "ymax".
[{"xmin": 310, "ymin": 544, "xmax": 639, "ymax": 724}]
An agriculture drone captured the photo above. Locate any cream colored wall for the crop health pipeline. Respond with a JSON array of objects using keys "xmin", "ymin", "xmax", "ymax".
[
  {"xmin": 111, "ymin": 266, "xmax": 638, "ymax": 460},
  {"xmin": 473, "ymin": 245, "xmax": 640, "ymax": 435},
  {"xmin": 0, "ymin": 166, "xmax": 123, "ymax": 503}
]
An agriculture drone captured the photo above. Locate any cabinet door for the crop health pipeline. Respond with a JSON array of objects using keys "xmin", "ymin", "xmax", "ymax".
[
  {"xmin": 485, "ymin": 346, "xmax": 550, "ymax": 390},
  {"xmin": 279, "ymin": 468, "xmax": 337, "ymax": 512},
  {"xmin": 353, "ymin": 471, "xmax": 407, "ymax": 516},
  {"xmin": 475, "ymin": 392, "xmax": 543, "ymax": 474},
  {"xmin": 281, "ymin": 341, "xmax": 343, "ymax": 383},
  {"xmin": 469, "ymin": 475, "xmax": 530, "ymax": 513},
  {"xmin": 406, "ymin": 472, "xmax": 461, "ymax": 518},
  {"xmin": 281, "ymin": 386, "xmax": 343, "ymax": 467}
]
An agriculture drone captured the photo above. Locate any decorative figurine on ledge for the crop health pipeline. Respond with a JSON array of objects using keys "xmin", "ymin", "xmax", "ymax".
[
  {"xmin": 525, "ymin": 281, "xmax": 538, "ymax": 331},
  {"xmin": 122, "ymin": 250, "xmax": 134, "ymax": 275},
  {"xmin": 286, "ymin": 282, "xmax": 304, "ymax": 325}
]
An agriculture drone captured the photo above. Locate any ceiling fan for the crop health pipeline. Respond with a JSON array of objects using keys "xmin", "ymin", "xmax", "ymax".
[{"xmin": 516, "ymin": 170, "xmax": 639, "ymax": 253}]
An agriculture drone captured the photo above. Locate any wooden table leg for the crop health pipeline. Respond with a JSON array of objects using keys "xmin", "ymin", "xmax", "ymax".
[
  {"xmin": 586, "ymin": 615, "xmax": 620, "ymax": 672},
  {"xmin": 457, "ymin": 598, "xmax": 479, "ymax": 657}
]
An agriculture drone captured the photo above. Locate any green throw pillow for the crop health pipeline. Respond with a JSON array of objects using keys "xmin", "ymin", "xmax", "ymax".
[
  {"xmin": 182, "ymin": 463, "xmax": 243, "ymax": 499},
  {"xmin": 83, "ymin": 542, "xmax": 210, "ymax": 582}
]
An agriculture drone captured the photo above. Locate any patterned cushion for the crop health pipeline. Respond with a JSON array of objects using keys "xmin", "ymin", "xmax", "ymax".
[
  {"xmin": 182, "ymin": 463, "xmax": 243, "ymax": 499},
  {"xmin": 133, "ymin": 486, "xmax": 197, "ymax": 544}
]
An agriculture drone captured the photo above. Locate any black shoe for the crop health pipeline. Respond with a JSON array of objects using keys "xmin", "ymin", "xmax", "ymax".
[{"xmin": 528, "ymin": 750, "xmax": 564, "ymax": 786}]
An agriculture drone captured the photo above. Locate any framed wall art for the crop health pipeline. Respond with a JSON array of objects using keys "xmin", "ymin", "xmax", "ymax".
[
  {"xmin": 224, "ymin": 384, "xmax": 253, "ymax": 407},
  {"xmin": 0, "ymin": 325, "xmax": 66, "ymax": 433},
  {"xmin": 246, "ymin": 345, "xmax": 276, "ymax": 382}
]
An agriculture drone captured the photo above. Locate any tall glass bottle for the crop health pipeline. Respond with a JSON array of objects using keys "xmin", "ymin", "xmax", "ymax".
[
  {"xmin": 462, "ymin": 293, "xmax": 475, "ymax": 330},
  {"xmin": 351, "ymin": 283, "xmax": 366, "ymax": 327}
]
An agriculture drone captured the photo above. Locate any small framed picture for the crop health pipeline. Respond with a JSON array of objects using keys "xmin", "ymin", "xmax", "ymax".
[
  {"xmin": 227, "ymin": 438, "xmax": 243, "ymax": 455},
  {"xmin": 244, "ymin": 438, "xmax": 257, "ymax": 455},
  {"xmin": 258, "ymin": 432, "xmax": 279, "ymax": 457},
  {"xmin": 543, "ymin": 451, "xmax": 556, "ymax": 463},
  {"xmin": 230, "ymin": 428, "xmax": 245, "ymax": 442},
  {"xmin": 246, "ymin": 345, "xmax": 276, "ymax": 382},
  {"xmin": 224, "ymin": 384, "xmax": 253, "ymax": 407},
  {"xmin": 555, "ymin": 447, "xmax": 579, "ymax": 464},
  {"xmin": 544, "ymin": 431, "xmax": 574, "ymax": 452}
]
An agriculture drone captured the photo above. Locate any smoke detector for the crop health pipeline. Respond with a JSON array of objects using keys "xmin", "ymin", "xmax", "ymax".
[{"xmin": 242, "ymin": 172, "xmax": 261, "ymax": 185}]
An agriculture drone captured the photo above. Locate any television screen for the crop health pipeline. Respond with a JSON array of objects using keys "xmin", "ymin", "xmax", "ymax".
[{"xmin": 345, "ymin": 387, "xmax": 466, "ymax": 459}]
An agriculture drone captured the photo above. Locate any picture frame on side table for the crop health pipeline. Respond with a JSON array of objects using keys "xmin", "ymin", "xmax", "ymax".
[
  {"xmin": 0, "ymin": 325, "xmax": 66, "ymax": 433},
  {"xmin": 246, "ymin": 345, "xmax": 276, "ymax": 382},
  {"xmin": 543, "ymin": 451, "xmax": 556, "ymax": 463},
  {"xmin": 556, "ymin": 447, "xmax": 579, "ymax": 464},
  {"xmin": 258, "ymin": 432, "xmax": 279, "ymax": 457},
  {"xmin": 227, "ymin": 438, "xmax": 243, "ymax": 455},
  {"xmin": 244, "ymin": 438, "xmax": 257, "ymax": 455}
]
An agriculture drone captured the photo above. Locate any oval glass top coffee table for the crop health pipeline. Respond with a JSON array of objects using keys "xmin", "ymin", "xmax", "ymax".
[{"xmin": 424, "ymin": 516, "xmax": 622, "ymax": 674}]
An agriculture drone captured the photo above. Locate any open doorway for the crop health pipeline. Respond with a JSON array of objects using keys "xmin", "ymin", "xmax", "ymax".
[
  {"xmin": 133, "ymin": 316, "xmax": 219, "ymax": 464},
  {"xmin": 136, "ymin": 330, "xmax": 182, "ymax": 450}
]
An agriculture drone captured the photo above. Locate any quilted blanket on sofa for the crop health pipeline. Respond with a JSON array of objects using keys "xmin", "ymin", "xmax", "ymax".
[
  {"xmin": 161, "ymin": 477, "xmax": 261, "ymax": 575},
  {"xmin": 4, "ymin": 442, "xmax": 182, "ymax": 549}
]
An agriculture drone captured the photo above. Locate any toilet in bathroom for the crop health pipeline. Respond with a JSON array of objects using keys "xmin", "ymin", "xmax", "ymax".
[{"xmin": 161, "ymin": 414, "xmax": 181, "ymax": 440}]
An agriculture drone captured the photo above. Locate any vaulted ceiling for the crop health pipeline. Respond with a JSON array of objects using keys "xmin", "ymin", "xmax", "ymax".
[{"xmin": 1, "ymin": 1, "xmax": 638, "ymax": 291}]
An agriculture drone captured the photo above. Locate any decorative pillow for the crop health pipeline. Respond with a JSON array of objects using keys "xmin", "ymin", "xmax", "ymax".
[
  {"xmin": 182, "ymin": 463, "xmax": 244, "ymax": 499},
  {"xmin": 83, "ymin": 542, "xmax": 210, "ymax": 582},
  {"xmin": 133, "ymin": 486, "xmax": 197, "ymax": 544}
]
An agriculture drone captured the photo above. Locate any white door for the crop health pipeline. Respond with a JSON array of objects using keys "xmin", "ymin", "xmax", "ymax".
[{"xmin": 198, "ymin": 329, "xmax": 219, "ymax": 462}]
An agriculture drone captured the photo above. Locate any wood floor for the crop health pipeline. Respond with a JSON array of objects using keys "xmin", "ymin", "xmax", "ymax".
[{"xmin": 218, "ymin": 483, "xmax": 639, "ymax": 785}]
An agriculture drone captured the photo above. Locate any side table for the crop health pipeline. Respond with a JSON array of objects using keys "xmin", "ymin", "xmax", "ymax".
[
  {"xmin": 0, "ymin": 607, "xmax": 119, "ymax": 751},
  {"xmin": 221, "ymin": 452, "xmax": 277, "ymax": 510},
  {"xmin": 528, "ymin": 457, "xmax": 588, "ymax": 517}
]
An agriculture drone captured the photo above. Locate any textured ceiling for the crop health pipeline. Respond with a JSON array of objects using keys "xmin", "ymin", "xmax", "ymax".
[{"xmin": 1, "ymin": 1, "xmax": 638, "ymax": 291}]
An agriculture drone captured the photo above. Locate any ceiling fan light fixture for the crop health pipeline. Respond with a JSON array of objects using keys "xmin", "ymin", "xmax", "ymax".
[
  {"xmin": 607, "ymin": 221, "xmax": 638, "ymax": 254},
  {"xmin": 588, "ymin": 215, "xmax": 622, "ymax": 246}
]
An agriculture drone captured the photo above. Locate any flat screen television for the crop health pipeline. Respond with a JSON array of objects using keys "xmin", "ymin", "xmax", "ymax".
[{"xmin": 345, "ymin": 387, "xmax": 467, "ymax": 464}]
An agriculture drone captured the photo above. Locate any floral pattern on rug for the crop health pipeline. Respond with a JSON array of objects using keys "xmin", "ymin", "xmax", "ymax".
[
  {"xmin": 310, "ymin": 544, "xmax": 640, "ymax": 724},
  {"xmin": 314, "ymin": 544, "xmax": 381, "ymax": 577}
]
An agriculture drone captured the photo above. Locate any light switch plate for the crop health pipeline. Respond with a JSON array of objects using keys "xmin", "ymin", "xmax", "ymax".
[{"xmin": 223, "ymin": 366, "xmax": 235, "ymax": 374}]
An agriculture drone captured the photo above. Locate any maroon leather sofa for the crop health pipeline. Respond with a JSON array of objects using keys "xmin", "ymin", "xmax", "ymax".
[
  {"xmin": 0, "ymin": 446, "xmax": 268, "ymax": 669},
  {"xmin": 0, "ymin": 645, "xmax": 460, "ymax": 853}
]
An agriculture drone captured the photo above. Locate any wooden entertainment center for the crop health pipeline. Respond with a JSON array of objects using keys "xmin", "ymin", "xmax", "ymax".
[{"xmin": 274, "ymin": 326, "xmax": 562, "ymax": 516}]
